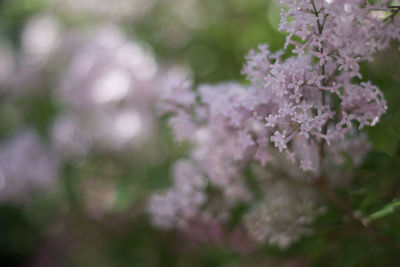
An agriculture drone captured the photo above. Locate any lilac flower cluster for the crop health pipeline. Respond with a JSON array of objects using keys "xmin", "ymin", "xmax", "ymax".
[
  {"xmin": 52, "ymin": 25, "xmax": 160, "ymax": 155},
  {"xmin": 0, "ymin": 130, "xmax": 59, "ymax": 202},
  {"xmin": 150, "ymin": 82, "xmax": 255, "ymax": 229},
  {"xmin": 148, "ymin": 79, "xmax": 363, "ymax": 247},
  {"xmin": 244, "ymin": 180, "xmax": 323, "ymax": 248},
  {"xmin": 247, "ymin": 0, "xmax": 400, "ymax": 173},
  {"xmin": 243, "ymin": 44, "xmax": 377, "ymax": 173},
  {"xmin": 0, "ymin": 18, "xmax": 170, "ymax": 202},
  {"xmin": 243, "ymin": 0, "xmax": 398, "ymax": 172},
  {"xmin": 149, "ymin": 0, "xmax": 399, "ymax": 248},
  {"xmin": 0, "ymin": 14, "xmax": 62, "ymax": 96}
]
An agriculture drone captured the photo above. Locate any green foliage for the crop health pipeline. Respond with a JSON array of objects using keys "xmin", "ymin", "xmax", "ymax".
[{"xmin": 369, "ymin": 199, "xmax": 400, "ymax": 221}]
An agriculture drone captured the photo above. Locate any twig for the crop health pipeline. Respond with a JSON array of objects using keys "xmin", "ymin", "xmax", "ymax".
[
  {"xmin": 313, "ymin": 177, "xmax": 400, "ymax": 253},
  {"xmin": 384, "ymin": 6, "xmax": 400, "ymax": 22}
]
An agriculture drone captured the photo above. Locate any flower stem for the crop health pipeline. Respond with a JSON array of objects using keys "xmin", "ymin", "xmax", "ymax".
[{"xmin": 313, "ymin": 177, "xmax": 400, "ymax": 253}]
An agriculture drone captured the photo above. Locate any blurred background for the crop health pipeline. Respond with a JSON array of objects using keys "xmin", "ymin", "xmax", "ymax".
[{"xmin": 0, "ymin": 0, "xmax": 399, "ymax": 266}]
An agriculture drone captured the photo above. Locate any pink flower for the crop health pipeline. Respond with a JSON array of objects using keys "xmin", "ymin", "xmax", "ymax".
[{"xmin": 312, "ymin": 50, "xmax": 332, "ymax": 66}]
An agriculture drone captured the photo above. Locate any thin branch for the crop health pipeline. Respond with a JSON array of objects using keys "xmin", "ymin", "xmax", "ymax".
[
  {"xmin": 384, "ymin": 6, "xmax": 400, "ymax": 22},
  {"xmin": 313, "ymin": 177, "xmax": 400, "ymax": 253}
]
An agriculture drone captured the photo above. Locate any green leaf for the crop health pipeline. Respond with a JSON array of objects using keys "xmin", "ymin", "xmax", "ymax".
[{"xmin": 369, "ymin": 199, "xmax": 400, "ymax": 221}]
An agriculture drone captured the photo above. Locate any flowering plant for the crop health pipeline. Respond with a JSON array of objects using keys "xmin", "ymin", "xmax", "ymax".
[{"xmin": 149, "ymin": 0, "xmax": 400, "ymax": 249}]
